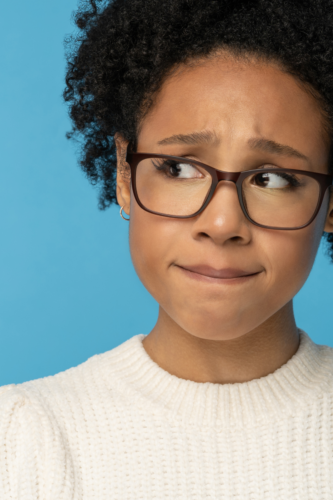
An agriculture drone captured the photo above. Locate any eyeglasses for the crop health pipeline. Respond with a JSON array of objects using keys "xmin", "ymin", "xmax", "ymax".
[{"xmin": 126, "ymin": 152, "xmax": 333, "ymax": 230}]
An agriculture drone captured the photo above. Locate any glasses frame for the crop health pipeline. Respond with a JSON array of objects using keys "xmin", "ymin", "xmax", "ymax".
[{"xmin": 126, "ymin": 152, "xmax": 333, "ymax": 230}]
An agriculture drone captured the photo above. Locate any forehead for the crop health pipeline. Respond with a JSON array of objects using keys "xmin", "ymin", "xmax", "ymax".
[{"xmin": 137, "ymin": 55, "xmax": 328, "ymax": 167}]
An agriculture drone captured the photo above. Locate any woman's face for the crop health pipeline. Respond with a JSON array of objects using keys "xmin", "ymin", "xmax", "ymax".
[{"xmin": 117, "ymin": 54, "xmax": 333, "ymax": 341}]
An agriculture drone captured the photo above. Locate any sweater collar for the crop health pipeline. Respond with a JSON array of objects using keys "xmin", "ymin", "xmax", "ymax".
[{"xmin": 99, "ymin": 331, "xmax": 333, "ymax": 428}]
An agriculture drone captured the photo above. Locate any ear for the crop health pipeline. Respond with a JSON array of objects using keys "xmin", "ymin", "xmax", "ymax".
[
  {"xmin": 324, "ymin": 187, "xmax": 333, "ymax": 233},
  {"xmin": 115, "ymin": 133, "xmax": 131, "ymax": 217}
]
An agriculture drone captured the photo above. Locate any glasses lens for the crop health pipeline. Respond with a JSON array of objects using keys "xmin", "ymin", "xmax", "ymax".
[
  {"xmin": 242, "ymin": 170, "xmax": 321, "ymax": 228},
  {"xmin": 135, "ymin": 157, "xmax": 212, "ymax": 216}
]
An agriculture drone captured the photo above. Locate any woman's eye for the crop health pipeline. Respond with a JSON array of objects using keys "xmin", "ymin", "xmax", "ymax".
[
  {"xmin": 252, "ymin": 171, "xmax": 299, "ymax": 189},
  {"xmin": 155, "ymin": 160, "xmax": 204, "ymax": 179}
]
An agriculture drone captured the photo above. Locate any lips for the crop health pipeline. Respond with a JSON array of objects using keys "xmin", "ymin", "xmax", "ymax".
[{"xmin": 176, "ymin": 264, "xmax": 260, "ymax": 279}]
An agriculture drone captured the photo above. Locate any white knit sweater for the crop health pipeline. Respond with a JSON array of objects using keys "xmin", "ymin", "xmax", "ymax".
[{"xmin": 1, "ymin": 331, "xmax": 333, "ymax": 499}]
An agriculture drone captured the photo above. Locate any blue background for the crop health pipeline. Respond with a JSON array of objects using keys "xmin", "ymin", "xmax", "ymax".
[{"xmin": 0, "ymin": 0, "xmax": 332, "ymax": 386}]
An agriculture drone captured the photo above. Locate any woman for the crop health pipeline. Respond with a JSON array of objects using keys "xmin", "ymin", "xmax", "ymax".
[{"xmin": 1, "ymin": 0, "xmax": 333, "ymax": 498}]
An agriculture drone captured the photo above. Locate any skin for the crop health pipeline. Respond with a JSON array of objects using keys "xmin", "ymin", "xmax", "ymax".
[{"xmin": 116, "ymin": 53, "xmax": 333, "ymax": 384}]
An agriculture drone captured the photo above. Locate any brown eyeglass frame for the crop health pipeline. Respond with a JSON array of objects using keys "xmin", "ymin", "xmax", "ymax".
[{"xmin": 126, "ymin": 152, "xmax": 333, "ymax": 230}]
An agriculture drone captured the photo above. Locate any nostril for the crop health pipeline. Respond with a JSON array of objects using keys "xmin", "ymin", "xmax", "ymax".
[{"xmin": 197, "ymin": 232, "xmax": 210, "ymax": 239}]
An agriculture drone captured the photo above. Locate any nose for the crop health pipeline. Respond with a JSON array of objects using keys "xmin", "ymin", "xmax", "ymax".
[
  {"xmin": 216, "ymin": 170, "xmax": 241, "ymax": 183},
  {"xmin": 190, "ymin": 180, "xmax": 252, "ymax": 246}
]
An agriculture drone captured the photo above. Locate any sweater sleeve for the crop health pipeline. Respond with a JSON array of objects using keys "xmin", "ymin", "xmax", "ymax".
[{"xmin": 0, "ymin": 384, "xmax": 76, "ymax": 500}]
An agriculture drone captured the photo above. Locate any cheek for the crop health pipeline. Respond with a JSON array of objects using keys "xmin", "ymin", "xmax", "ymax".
[
  {"xmin": 129, "ymin": 201, "xmax": 181, "ymax": 296},
  {"xmin": 261, "ymin": 212, "xmax": 325, "ymax": 299}
]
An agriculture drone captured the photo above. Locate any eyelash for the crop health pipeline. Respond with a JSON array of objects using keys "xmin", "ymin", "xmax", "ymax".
[
  {"xmin": 152, "ymin": 159, "xmax": 294, "ymax": 174},
  {"xmin": 251, "ymin": 171, "xmax": 301, "ymax": 188},
  {"xmin": 152, "ymin": 159, "xmax": 184, "ymax": 176}
]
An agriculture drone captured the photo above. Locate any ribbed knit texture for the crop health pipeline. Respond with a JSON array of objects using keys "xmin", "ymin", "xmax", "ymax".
[{"xmin": 0, "ymin": 331, "xmax": 333, "ymax": 499}]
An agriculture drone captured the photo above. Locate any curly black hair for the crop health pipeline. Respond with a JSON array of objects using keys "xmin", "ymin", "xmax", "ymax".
[{"xmin": 64, "ymin": 0, "xmax": 333, "ymax": 256}]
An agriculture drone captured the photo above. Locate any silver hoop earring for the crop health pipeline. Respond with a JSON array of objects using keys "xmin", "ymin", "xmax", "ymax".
[{"xmin": 120, "ymin": 206, "xmax": 130, "ymax": 221}]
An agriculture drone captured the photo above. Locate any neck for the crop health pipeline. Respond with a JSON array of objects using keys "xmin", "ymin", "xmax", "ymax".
[{"xmin": 143, "ymin": 302, "xmax": 299, "ymax": 384}]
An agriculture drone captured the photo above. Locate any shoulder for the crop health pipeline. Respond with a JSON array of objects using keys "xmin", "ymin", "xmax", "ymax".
[
  {"xmin": 314, "ymin": 341, "xmax": 333, "ymax": 394},
  {"xmin": 0, "ymin": 333, "xmax": 145, "ymax": 444},
  {"xmin": 13, "ymin": 334, "xmax": 145, "ymax": 410},
  {"xmin": 0, "ymin": 335, "xmax": 143, "ymax": 498},
  {"xmin": 0, "ymin": 382, "xmax": 77, "ymax": 499}
]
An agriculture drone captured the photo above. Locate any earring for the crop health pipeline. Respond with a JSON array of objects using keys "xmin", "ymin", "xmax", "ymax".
[{"xmin": 120, "ymin": 206, "xmax": 130, "ymax": 221}]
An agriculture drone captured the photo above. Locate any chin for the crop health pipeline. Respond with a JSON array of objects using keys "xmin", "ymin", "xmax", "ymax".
[{"xmin": 176, "ymin": 309, "xmax": 256, "ymax": 341}]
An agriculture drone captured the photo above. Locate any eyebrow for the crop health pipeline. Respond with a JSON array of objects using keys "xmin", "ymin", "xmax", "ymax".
[
  {"xmin": 157, "ymin": 131, "xmax": 309, "ymax": 162},
  {"xmin": 157, "ymin": 130, "xmax": 220, "ymax": 146},
  {"xmin": 248, "ymin": 137, "xmax": 309, "ymax": 162}
]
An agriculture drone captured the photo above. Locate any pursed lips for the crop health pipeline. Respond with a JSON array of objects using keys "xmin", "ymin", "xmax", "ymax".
[{"xmin": 175, "ymin": 264, "xmax": 262, "ymax": 280}]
